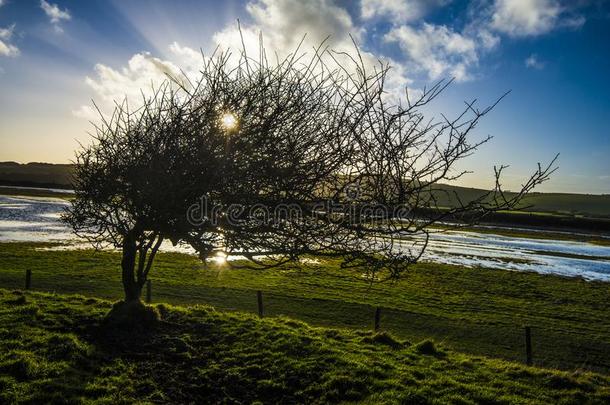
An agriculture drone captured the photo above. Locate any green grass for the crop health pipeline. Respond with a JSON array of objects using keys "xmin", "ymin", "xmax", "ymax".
[
  {"xmin": 1, "ymin": 242, "xmax": 610, "ymax": 375},
  {"xmin": 1, "ymin": 289, "xmax": 609, "ymax": 404},
  {"xmin": 518, "ymin": 193, "xmax": 610, "ymax": 218},
  {"xmin": 0, "ymin": 186, "xmax": 73, "ymax": 200}
]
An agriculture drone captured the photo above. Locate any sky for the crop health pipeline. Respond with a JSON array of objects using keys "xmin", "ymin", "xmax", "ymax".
[{"xmin": 0, "ymin": 0, "xmax": 609, "ymax": 194}]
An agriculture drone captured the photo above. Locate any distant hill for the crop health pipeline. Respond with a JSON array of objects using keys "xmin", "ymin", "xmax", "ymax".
[
  {"xmin": 1, "ymin": 161, "xmax": 608, "ymax": 217},
  {"xmin": 0, "ymin": 162, "xmax": 74, "ymax": 189},
  {"xmin": 432, "ymin": 184, "xmax": 610, "ymax": 218}
]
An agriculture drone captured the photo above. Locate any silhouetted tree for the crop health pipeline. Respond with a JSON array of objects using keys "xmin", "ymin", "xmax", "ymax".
[
  {"xmin": 182, "ymin": 42, "xmax": 385, "ymax": 265},
  {"xmin": 64, "ymin": 82, "xmax": 225, "ymax": 302},
  {"xmin": 319, "ymin": 75, "xmax": 557, "ymax": 280},
  {"xmin": 65, "ymin": 37, "xmax": 556, "ymax": 306},
  {"xmin": 184, "ymin": 42, "xmax": 556, "ymax": 280}
]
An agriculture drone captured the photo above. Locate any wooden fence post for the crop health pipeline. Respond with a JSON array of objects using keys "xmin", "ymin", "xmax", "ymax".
[
  {"xmin": 257, "ymin": 290, "xmax": 264, "ymax": 318},
  {"xmin": 25, "ymin": 269, "xmax": 32, "ymax": 290},
  {"xmin": 146, "ymin": 280, "xmax": 152, "ymax": 303},
  {"xmin": 525, "ymin": 326, "xmax": 533, "ymax": 365},
  {"xmin": 374, "ymin": 307, "xmax": 381, "ymax": 331}
]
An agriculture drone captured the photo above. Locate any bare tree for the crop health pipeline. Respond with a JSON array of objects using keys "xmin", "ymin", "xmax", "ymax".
[
  {"xmin": 182, "ymin": 41, "xmax": 383, "ymax": 265},
  {"xmin": 321, "ymin": 71, "xmax": 558, "ymax": 280},
  {"xmin": 184, "ymin": 41, "xmax": 556, "ymax": 279},
  {"xmin": 63, "ymin": 82, "xmax": 225, "ymax": 302},
  {"xmin": 65, "ymin": 36, "xmax": 555, "ymax": 308}
]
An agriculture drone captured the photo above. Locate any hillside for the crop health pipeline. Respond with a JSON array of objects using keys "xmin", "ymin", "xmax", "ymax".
[
  {"xmin": 1, "ymin": 161, "xmax": 609, "ymax": 217},
  {"xmin": 1, "ymin": 289, "xmax": 609, "ymax": 404},
  {"xmin": 0, "ymin": 162, "xmax": 74, "ymax": 189},
  {"xmin": 433, "ymin": 184, "xmax": 610, "ymax": 218}
]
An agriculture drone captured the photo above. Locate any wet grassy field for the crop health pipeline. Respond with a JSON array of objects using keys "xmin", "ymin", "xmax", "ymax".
[
  {"xmin": 1, "ymin": 289, "xmax": 609, "ymax": 404},
  {"xmin": 1, "ymin": 242, "xmax": 609, "ymax": 374}
]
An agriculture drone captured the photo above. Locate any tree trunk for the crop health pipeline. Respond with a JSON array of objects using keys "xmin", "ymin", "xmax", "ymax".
[{"xmin": 121, "ymin": 233, "xmax": 142, "ymax": 302}]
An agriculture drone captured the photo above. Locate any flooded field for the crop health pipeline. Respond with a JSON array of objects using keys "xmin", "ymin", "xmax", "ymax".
[
  {"xmin": 2, "ymin": 194, "xmax": 610, "ymax": 281},
  {"xmin": 0, "ymin": 195, "xmax": 73, "ymax": 243},
  {"xmin": 418, "ymin": 231, "xmax": 610, "ymax": 281}
]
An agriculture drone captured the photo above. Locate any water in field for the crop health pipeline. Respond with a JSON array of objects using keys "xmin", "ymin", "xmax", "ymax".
[
  {"xmin": 1, "ymin": 193, "xmax": 610, "ymax": 281},
  {"xmin": 0, "ymin": 195, "xmax": 73, "ymax": 242},
  {"xmin": 416, "ymin": 232, "xmax": 610, "ymax": 281}
]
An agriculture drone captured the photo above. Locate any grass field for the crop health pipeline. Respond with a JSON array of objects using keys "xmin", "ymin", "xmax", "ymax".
[
  {"xmin": 1, "ymin": 242, "xmax": 609, "ymax": 375},
  {"xmin": 0, "ymin": 186, "xmax": 73, "ymax": 200},
  {"xmin": 1, "ymin": 289, "xmax": 609, "ymax": 404}
]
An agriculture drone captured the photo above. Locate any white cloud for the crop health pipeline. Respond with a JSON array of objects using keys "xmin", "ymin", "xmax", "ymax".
[
  {"xmin": 76, "ymin": 0, "xmax": 416, "ymax": 122},
  {"xmin": 84, "ymin": 53, "xmax": 181, "ymax": 103},
  {"xmin": 74, "ymin": 47, "xmax": 195, "ymax": 119},
  {"xmin": 213, "ymin": 0, "xmax": 411, "ymax": 96},
  {"xmin": 0, "ymin": 24, "xmax": 19, "ymax": 57},
  {"xmin": 490, "ymin": 0, "xmax": 584, "ymax": 37},
  {"xmin": 561, "ymin": 14, "xmax": 585, "ymax": 30},
  {"xmin": 73, "ymin": 53, "xmax": 176, "ymax": 119},
  {"xmin": 525, "ymin": 54, "xmax": 544, "ymax": 69},
  {"xmin": 0, "ymin": 40, "xmax": 20, "ymax": 57},
  {"xmin": 476, "ymin": 29, "xmax": 500, "ymax": 50},
  {"xmin": 169, "ymin": 41, "xmax": 202, "ymax": 73},
  {"xmin": 0, "ymin": 24, "xmax": 14, "ymax": 40},
  {"xmin": 215, "ymin": 0, "xmax": 364, "ymax": 57},
  {"xmin": 361, "ymin": 0, "xmax": 450, "ymax": 24},
  {"xmin": 384, "ymin": 23, "xmax": 478, "ymax": 81},
  {"xmin": 71, "ymin": 105, "xmax": 99, "ymax": 121},
  {"xmin": 0, "ymin": 0, "xmax": 5, "ymax": 8},
  {"xmin": 40, "ymin": 0, "xmax": 71, "ymax": 33},
  {"xmin": 0, "ymin": 39, "xmax": 18, "ymax": 57},
  {"xmin": 40, "ymin": 0, "xmax": 71, "ymax": 23}
]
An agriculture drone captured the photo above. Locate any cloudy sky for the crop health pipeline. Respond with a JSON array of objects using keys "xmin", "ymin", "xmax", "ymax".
[{"xmin": 0, "ymin": 0, "xmax": 609, "ymax": 193}]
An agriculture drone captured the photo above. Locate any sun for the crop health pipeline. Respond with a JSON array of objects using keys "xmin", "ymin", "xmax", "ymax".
[
  {"xmin": 213, "ymin": 251, "xmax": 227, "ymax": 265},
  {"xmin": 221, "ymin": 112, "xmax": 238, "ymax": 130}
]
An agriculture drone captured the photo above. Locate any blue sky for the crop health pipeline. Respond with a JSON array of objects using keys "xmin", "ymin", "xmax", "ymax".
[{"xmin": 0, "ymin": 0, "xmax": 609, "ymax": 193}]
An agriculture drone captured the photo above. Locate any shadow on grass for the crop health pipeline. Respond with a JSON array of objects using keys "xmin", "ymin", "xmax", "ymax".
[{"xmin": 2, "ymin": 289, "xmax": 610, "ymax": 404}]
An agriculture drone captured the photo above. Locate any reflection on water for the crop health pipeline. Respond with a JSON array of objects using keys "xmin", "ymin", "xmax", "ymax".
[
  {"xmin": 0, "ymin": 195, "xmax": 73, "ymax": 242},
  {"xmin": 416, "ymin": 232, "xmax": 610, "ymax": 281},
  {"xmin": 1, "ymin": 194, "xmax": 610, "ymax": 281}
]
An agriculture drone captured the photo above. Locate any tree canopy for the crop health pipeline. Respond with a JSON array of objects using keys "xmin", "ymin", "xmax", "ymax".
[{"xmin": 64, "ymin": 39, "xmax": 556, "ymax": 302}]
